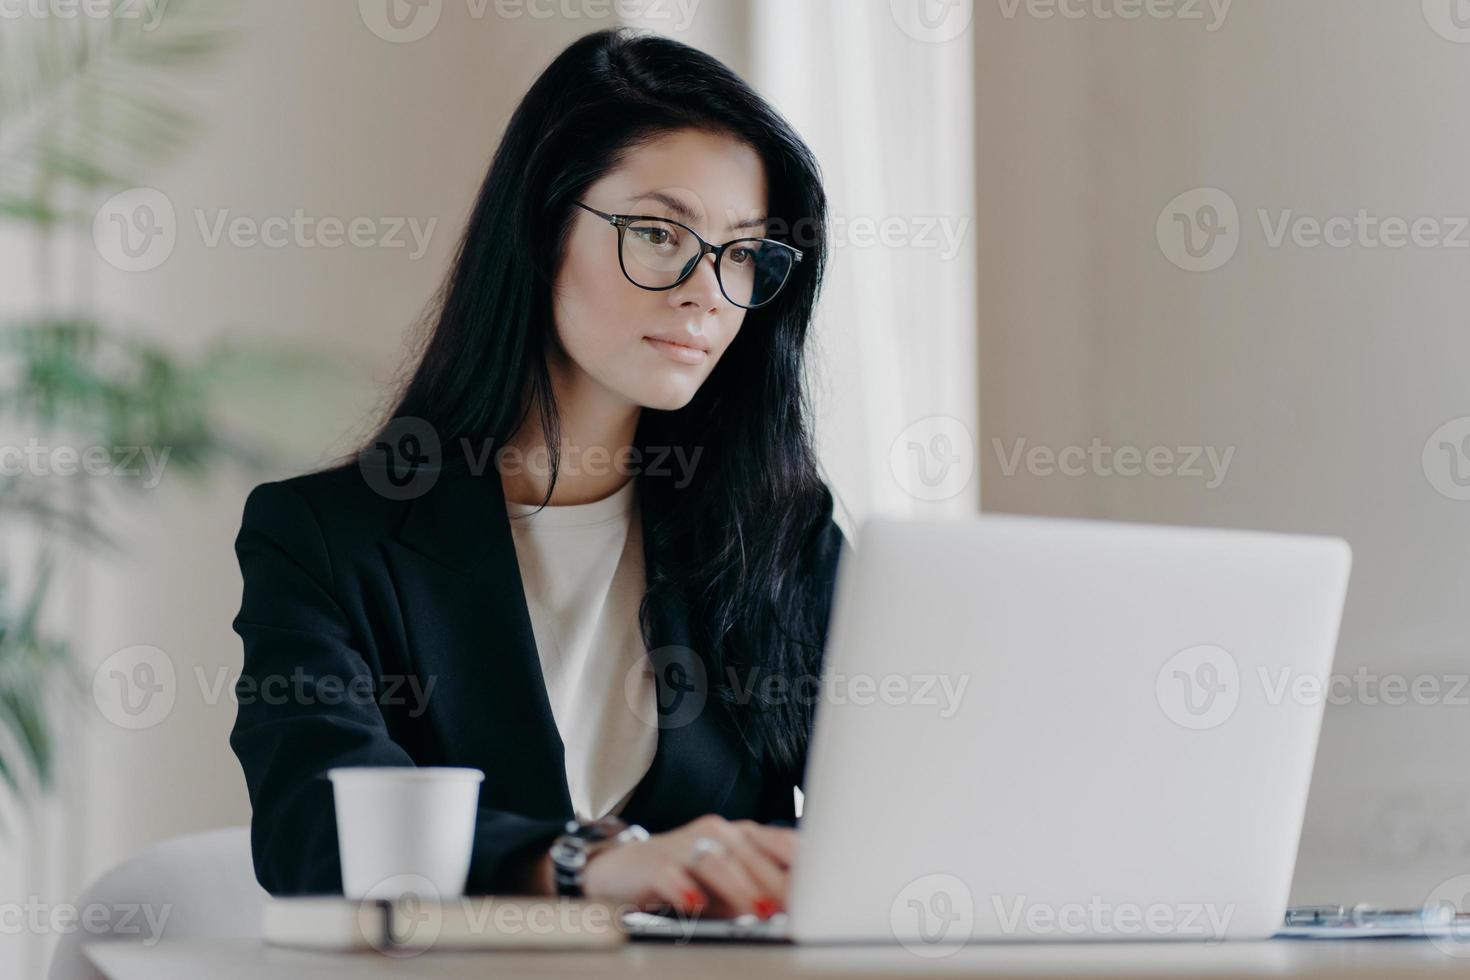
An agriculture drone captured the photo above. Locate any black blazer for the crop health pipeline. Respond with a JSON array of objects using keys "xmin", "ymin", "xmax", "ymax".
[{"xmin": 228, "ymin": 461, "xmax": 846, "ymax": 896}]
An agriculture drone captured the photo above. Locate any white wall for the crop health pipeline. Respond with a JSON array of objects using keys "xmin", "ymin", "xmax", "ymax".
[{"xmin": 975, "ymin": 0, "xmax": 1470, "ymax": 905}]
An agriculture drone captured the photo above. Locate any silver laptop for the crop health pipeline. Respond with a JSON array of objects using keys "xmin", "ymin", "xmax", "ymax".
[{"xmin": 627, "ymin": 513, "xmax": 1352, "ymax": 946}]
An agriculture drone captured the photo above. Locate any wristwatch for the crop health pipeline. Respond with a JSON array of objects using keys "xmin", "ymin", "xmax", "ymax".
[{"xmin": 548, "ymin": 815, "xmax": 649, "ymax": 897}]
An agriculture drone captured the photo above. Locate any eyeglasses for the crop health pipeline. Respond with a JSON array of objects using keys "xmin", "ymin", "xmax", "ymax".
[{"xmin": 574, "ymin": 201, "xmax": 802, "ymax": 310}]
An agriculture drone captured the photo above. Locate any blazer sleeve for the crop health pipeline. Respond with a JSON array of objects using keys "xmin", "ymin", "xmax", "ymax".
[{"xmin": 229, "ymin": 481, "xmax": 565, "ymax": 896}]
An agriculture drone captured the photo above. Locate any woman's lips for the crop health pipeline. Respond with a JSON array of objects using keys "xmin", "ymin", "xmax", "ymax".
[{"xmin": 643, "ymin": 336, "xmax": 709, "ymax": 365}]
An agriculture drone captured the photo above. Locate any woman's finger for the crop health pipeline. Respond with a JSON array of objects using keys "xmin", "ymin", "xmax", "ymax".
[
  {"xmin": 651, "ymin": 864, "xmax": 708, "ymax": 913},
  {"xmin": 712, "ymin": 826, "xmax": 789, "ymax": 908},
  {"xmin": 686, "ymin": 848, "xmax": 769, "ymax": 917},
  {"xmin": 739, "ymin": 822, "xmax": 798, "ymax": 869}
]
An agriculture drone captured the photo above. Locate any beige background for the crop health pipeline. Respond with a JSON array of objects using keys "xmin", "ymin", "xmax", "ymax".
[{"xmin": 974, "ymin": 0, "xmax": 1470, "ymax": 906}]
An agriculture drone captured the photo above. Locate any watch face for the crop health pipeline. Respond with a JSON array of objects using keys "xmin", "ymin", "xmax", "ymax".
[{"xmin": 550, "ymin": 839, "xmax": 587, "ymax": 868}]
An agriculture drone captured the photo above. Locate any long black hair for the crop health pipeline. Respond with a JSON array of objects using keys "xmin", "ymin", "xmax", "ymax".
[{"xmin": 378, "ymin": 28, "xmax": 833, "ymax": 772}]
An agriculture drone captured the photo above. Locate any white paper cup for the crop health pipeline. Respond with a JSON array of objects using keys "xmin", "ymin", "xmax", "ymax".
[{"xmin": 328, "ymin": 766, "xmax": 484, "ymax": 900}]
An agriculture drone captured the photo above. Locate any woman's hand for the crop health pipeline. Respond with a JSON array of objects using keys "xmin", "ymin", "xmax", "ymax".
[{"xmin": 582, "ymin": 814, "xmax": 796, "ymax": 919}]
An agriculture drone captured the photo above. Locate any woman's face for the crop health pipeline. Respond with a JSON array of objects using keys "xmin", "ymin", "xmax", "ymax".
[{"xmin": 552, "ymin": 128, "xmax": 769, "ymax": 412}]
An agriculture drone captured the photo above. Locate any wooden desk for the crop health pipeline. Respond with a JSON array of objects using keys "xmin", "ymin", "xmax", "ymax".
[{"xmin": 85, "ymin": 935, "xmax": 1470, "ymax": 979}]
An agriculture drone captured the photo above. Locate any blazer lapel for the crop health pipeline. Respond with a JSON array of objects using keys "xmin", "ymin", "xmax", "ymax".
[
  {"xmin": 384, "ymin": 466, "xmax": 572, "ymax": 819},
  {"xmin": 383, "ymin": 463, "xmax": 749, "ymax": 829}
]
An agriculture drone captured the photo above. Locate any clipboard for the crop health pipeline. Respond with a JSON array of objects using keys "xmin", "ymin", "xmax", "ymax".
[{"xmin": 1278, "ymin": 904, "xmax": 1470, "ymax": 940}]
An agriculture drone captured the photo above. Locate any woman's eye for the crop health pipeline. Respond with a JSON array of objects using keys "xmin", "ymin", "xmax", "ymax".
[
  {"xmin": 634, "ymin": 226, "xmax": 676, "ymax": 248},
  {"xmin": 728, "ymin": 247, "xmax": 754, "ymax": 265}
]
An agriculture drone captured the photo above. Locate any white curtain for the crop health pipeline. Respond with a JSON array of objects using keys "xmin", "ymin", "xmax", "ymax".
[
  {"xmin": 751, "ymin": 0, "xmax": 978, "ymax": 531},
  {"xmin": 630, "ymin": 1, "xmax": 979, "ymax": 532}
]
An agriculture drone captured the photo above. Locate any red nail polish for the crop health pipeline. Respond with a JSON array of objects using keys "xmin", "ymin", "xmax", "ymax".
[
  {"xmin": 682, "ymin": 889, "xmax": 703, "ymax": 908},
  {"xmin": 754, "ymin": 897, "xmax": 778, "ymax": 920}
]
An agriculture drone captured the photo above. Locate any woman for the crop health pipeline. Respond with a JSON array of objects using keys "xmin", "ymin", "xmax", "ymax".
[{"xmin": 229, "ymin": 28, "xmax": 845, "ymax": 921}]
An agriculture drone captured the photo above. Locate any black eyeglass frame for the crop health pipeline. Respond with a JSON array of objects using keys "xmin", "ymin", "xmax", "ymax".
[{"xmin": 574, "ymin": 201, "xmax": 804, "ymax": 310}]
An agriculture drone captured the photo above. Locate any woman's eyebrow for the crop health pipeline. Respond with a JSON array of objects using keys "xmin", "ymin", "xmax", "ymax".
[{"xmin": 626, "ymin": 191, "xmax": 768, "ymax": 233}]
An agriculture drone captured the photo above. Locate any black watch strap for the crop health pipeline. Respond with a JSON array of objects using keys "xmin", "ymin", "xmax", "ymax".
[{"xmin": 549, "ymin": 817, "xmax": 648, "ymax": 898}]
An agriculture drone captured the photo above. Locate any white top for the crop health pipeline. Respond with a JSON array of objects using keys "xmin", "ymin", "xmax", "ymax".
[{"xmin": 505, "ymin": 479, "xmax": 657, "ymax": 822}]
